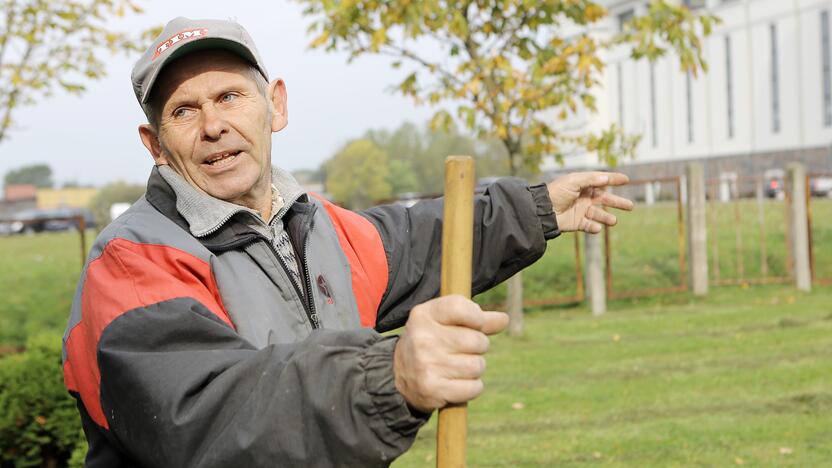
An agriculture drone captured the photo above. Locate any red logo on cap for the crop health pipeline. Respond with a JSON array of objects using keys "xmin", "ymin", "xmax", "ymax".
[{"xmin": 152, "ymin": 28, "xmax": 208, "ymax": 60}]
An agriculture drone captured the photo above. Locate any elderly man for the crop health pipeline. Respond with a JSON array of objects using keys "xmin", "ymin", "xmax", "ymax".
[{"xmin": 62, "ymin": 17, "xmax": 633, "ymax": 467}]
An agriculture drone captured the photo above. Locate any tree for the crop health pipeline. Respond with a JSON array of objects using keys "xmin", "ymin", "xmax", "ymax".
[
  {"xmin": 325, "ymin": 139, "xmax": 392, "ymax": 209},
  {"xmin": 4, "ymin": 163, "xmax": 53, "ymax": 187},
  {"xmin": 300, "ymin": 0, "xmax": 717, "ymax": 335},
  {"xmin": 0, "ymin": 0, "xmax": 161, "ymax": 143},
  {"xmin": 87, "ymin": 180, "xmax": 145, "ymax": 227},
  {"xmin": 300, "ymin": 0, "xmax": 715, "ymax": 173},
  {"xmin": 364, "ymin": 120, "xmax": 510, "ymax": 196}
]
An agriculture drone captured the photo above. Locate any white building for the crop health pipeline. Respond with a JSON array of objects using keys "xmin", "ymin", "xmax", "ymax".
[{"xmin": 545, "ymin": 0, "xmax": 832, "ymax": 181}]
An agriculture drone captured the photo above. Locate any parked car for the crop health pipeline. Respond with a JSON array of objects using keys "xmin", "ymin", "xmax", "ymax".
[
  {"xmin": 810, "ymin": 176, "xmax": 832, "ymax": 197},
  {"xmin": 8, "ymin": 208, "xmax": 96, "ymax": 234},
  {"xmin": 763, "ymin": 169, "xmax": 785, "ymax": 199}
]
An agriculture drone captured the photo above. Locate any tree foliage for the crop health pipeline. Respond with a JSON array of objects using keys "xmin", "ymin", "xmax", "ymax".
[
  {"xmin": 0, "ymin": 0, "xmax": 161, "ymax": 143},
  {"xmin": 299, "ymin": 0, "xmax": 718, "ymax": 174},
  {"xmin": 324, "ymin": 139, "xmax": 392, "ymax": 209},
  {"xmin": 87, "ymin": 180, "xmax": 144, "ymax": 226},
  {"xmin": 3, "ymin": 163, "xmax": 53, "ymax": 188},
  {"xmin": 363, "ymin": 120, "xmax": 510, "ymax": 195}
]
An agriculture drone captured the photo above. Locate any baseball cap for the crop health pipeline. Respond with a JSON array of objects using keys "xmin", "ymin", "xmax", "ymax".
[{"xmin": 131, "ymin": 17, "xmax": 269, "ymax": 118}]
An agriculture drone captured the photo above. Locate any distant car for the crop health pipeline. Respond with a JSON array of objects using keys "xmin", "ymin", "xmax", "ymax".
[
  {"xmin": 810, "ymin": 176, "xmax": 832, "ymax": 197},
  {"xmin": 9, "ymin": 208, "xmax": 95, "ymax": 234},
  {"xmin": 763, "ymin": 169, "xmax": 785, "ymax": 199}
]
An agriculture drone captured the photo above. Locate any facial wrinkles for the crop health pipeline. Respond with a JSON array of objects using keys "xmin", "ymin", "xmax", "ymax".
[{"xmin": 150, "ymin": 51, "xmax": 277, "ymax": 210}]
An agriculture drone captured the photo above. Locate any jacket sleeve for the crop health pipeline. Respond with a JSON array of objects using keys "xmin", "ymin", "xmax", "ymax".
[
  {"xmin": 360, "ymin": 178, "xmax": 559, "ymax": 331},
  {"xmin": 64, "ymin": 238, "xmax": 426, "ymax": 468}
]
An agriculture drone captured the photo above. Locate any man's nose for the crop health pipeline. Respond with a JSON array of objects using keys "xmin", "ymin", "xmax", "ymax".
[{"xmin": 200, "ymin": 105, "xmax": 229, "ymax": 141}]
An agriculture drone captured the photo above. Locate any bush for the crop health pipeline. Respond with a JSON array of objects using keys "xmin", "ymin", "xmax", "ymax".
[
  {"xmin": 87, "ymin": 181, "xmax": 145, "ymax": 227},
  {"xmin": 0, "ymin": 333, "xmax": 85, "ymax": 468}
]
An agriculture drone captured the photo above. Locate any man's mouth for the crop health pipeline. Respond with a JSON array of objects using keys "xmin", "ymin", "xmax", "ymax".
[{"xmin": 204, "ymin": 151, "xmax": 242, "ymax": 168}]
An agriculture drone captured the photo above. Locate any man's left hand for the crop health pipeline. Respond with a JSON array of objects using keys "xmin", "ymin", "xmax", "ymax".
[{"xmin": 547, "ymin": 172, "xmax": 634, "ymax": 233}]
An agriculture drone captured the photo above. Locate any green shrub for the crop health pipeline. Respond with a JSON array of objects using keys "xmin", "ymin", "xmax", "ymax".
[{"xmin": 0, "ymin": 333, "xmax": 84, "ymax": 467}]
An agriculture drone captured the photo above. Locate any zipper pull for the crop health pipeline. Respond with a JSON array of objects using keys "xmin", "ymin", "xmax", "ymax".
[{"xmin": 310, "ymin": 312, "xmax": 321, "ymax": 329}]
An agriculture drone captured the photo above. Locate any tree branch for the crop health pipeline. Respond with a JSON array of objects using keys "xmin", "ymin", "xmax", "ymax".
[{"xmin": 0, "ymin": 40, "xmax": 33, "ymax": 143}]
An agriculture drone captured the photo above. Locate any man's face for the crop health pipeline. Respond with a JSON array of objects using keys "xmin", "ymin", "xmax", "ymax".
[{"xmin": 140, "ymin": 50, "xmax": 286, "ymax": 208}]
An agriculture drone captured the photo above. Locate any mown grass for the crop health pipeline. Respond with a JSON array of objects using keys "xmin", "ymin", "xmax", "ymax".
[
  {"xmin": 0, "ymin": 201, "xmax": 830, "ymax": 466},
  {"xmin": 0, "ymin": 231, "xmax": 86, "ymax": 347},
  {"xmin": 395, "ymin": 285, "xmax": 832, "ymax": 467}
]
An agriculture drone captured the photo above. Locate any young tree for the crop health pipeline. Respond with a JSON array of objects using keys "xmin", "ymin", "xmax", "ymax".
[
  {"xmin": 325, "ymin": 139, "xmax": 392, "ymax": 209},
  {"xmin": 0, "ymin": 0, "xmax": 160, "ymax": 143},
  {"xmin": 299, "ymin": 0, "xmax": 716, "ymax": 334}
]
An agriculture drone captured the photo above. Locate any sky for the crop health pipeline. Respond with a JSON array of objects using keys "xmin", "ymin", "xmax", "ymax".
[{"xmin": 0, "ymin": 0, "xmax": 437, "ymax": 188}]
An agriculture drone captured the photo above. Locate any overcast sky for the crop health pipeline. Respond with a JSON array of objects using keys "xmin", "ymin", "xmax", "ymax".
[{"xmin": 0, "ymin": 0, "xmax": 436, "ymax": 188}]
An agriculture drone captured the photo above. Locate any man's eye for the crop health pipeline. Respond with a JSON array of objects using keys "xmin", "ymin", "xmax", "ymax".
[
  {"xmin": 173, "ymin": 108, "xmax": 190, "ymax": 118},
  {"xmin": 221, "ymin": 93, "xmax": 237, "ymax": 103}
]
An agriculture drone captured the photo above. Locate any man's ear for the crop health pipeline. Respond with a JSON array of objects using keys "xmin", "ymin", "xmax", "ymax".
[
  {"xmin": 268, "ymin": 79, "xmax": 288, "ymax": 132},
  {"xmin": 138, "ymin": 124, "xmax": 168, "ymax": 165}
]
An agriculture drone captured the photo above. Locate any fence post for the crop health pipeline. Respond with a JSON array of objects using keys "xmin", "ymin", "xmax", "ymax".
[
  {"xmin": 584, "ymin": 231, "xmax": 606, "ymax": 316},
  {"xmin": 787, "ymin": 163, "xmax": 812, "ymax": 292},
  {"xmin": 686, "ymin": 163, "xmax": 709, "ymax": 296}
]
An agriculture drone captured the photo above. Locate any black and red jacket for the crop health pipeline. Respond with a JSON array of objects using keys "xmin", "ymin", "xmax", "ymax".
[{"xmin": 62, "ymin": 165, "xmax": 559, "ymax": 467}]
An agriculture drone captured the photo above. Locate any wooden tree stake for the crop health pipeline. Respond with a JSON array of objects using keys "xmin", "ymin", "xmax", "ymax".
[{"xmin": 436, "ymin": 156, "xmax": 475, "ymax": 468}]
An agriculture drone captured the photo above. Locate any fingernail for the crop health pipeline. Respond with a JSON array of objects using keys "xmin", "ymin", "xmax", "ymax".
[{"xmin": 599, "ymin": 176, "xmax": 609, "ymax": 184}]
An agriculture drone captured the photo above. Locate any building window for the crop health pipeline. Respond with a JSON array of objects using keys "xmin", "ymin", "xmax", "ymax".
[
  {"xmin": 822, "ymin": 10, "xmax": 832, "ymax": 127},
  {"xmin": 770, "ymin": 23, "xmax": 781, "ymax": 133},
  {"xmin": 617, "ymin": 63, "xmax": 624, "ymax": 127},
  {"xmin": 686, "ymin": 71, "xmax": 693, "ymax": 143},
  {"xmin": 650, "ymin": 61, "xmax": 658, "ymax": 147},
  {"xmin": 725, "ymin": 35, "xmax": 734, "ymax": 139}
]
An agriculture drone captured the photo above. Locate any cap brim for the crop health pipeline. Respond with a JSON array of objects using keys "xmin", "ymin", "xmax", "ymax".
[{"xmin": 140, "ymin": 37, "xmax": 262, "ymax": 104}]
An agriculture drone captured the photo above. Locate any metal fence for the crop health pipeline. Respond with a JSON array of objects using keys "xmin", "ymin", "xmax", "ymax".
[
  {"xmin": 705, "ymin": 175, "xmax": 792, "ymax": 286},
  {"xmin": 603, "ymin": 176, "xmax": 688, "ymax": 299},
  {"xmin": 808, "ymin": 172, "xmax": 832, "ymax": 285}
]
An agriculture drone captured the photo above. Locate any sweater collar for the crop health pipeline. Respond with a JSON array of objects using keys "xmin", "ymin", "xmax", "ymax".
[{"xmin": 157, "ymin": 164, "xmax": 305, "ymax": 238}]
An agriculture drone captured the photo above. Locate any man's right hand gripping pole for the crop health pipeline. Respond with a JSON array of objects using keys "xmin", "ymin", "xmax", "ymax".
[{"xmin": 392, "ymin": 295, "xmax": 509, "ymax": 413}]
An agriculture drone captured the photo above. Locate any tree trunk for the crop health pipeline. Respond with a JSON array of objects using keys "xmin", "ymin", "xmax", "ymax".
[
  {"xmin": 506, "ymin": 272, "xmax": 524, "ymax": 337},
  {"xmin": 505, "ymin": 149, "xmax": 524, "ymax": 336}
]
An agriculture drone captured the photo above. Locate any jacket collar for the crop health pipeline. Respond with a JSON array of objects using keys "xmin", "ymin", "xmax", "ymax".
[{"xmin": 154, "ymin": 164, "xmax": 306, "ymax": 238}]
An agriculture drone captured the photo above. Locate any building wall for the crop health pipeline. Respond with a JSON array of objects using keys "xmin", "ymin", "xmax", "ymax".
[
  {"xmin": 545, "ymin": 0, "xmax": 832, "ymax": 175},
  {"xmin": 4, "ymin": 184, "xmax": 37, "ymax": 202},
  {"xmin": 36, "ymin": 188, "xmax": 98, "ymax": 210}
]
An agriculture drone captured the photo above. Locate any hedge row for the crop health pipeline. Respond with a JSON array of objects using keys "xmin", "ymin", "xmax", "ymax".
[{"xmin": 0, "ymin": 333, "xmax": 85, "ymax": 467}]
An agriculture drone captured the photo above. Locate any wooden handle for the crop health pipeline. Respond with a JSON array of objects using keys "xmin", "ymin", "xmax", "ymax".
[{"xmin": 436, "ymin": 156, "xmax": 475, "ymax": 468}]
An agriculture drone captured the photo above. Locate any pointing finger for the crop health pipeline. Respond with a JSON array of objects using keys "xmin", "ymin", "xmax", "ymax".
[
  {"xmin": 568, "ymin": 172, "xmax": 630, "ymax": 190},
  {"xmin": 587, "ymin": 206, "xmax": 617, "ymax": 226},
  {"xmin": 594, "ymin": 191, "xmax": 634, "ymax": 211}
]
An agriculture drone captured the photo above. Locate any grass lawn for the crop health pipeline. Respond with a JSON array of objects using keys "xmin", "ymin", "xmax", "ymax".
[
  {"xmin": 0, "ymin": 201, "xmax": 830, "ymax": 466},
  {"xmin": 0, "ymin": 231, "xmax": 85, "ymax": 347},
  {"xmin": 395, "ymin": 285, "xmax": 832, "ymax": 467}
]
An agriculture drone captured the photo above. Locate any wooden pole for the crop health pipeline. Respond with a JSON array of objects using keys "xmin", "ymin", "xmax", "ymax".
[{"xmin": 437, "ymin": 156, "xmax": 475, "ymax": 468}]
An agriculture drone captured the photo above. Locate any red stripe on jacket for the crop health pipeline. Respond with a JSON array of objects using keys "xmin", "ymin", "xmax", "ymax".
[
  {"xmin": 63, "ymin": 238, "xmax": 233, "ymax": 429},
  {"xmin": 313, "ymin": 195, "xmax": 388, "ymax": 328}
]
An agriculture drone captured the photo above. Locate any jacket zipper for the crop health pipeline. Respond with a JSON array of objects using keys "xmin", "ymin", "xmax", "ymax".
[
  {"xmin": 197, "ymin": 191, "xmax": 317, "ymax": 328},
  {"xmin": 263, "ymin": 239, "xmax": 319, "ymax": 329},
  {"xmin": 300, "ymin": 228, "xmax": 319, "ymax": 328}
]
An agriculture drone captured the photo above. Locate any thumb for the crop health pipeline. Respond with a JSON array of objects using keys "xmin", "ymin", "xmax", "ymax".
[{"xmin": 481, "ymin": 311, "xmax": 510, "ymax": 335}]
